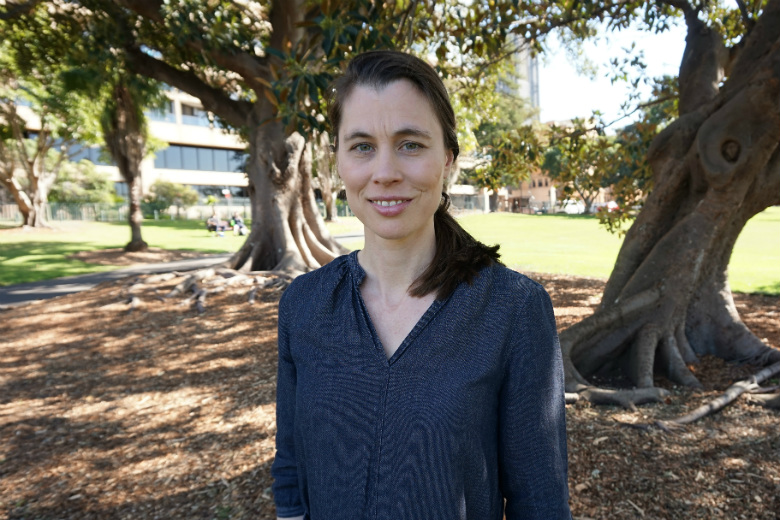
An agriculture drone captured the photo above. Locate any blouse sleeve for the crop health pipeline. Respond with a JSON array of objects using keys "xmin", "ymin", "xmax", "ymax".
[
  {"xmin": 498, "ymin": 283, "xmax": 572, "ymax": 519},
  {"xmin": 271, "ymin": 291, "xmax": 306, "ymax": 518}
]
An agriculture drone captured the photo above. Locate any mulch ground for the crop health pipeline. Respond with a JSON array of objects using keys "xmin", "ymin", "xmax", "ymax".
[{"xmin": 1, "ymin": 250, "xmax": 778, "ymax": 519}]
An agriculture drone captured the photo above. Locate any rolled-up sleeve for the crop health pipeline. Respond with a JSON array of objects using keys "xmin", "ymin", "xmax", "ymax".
[
  {"xmin": 271, "ymin": 291, "xmax": 306, "ymax": 518},
  {"xmin": 498, "ymin": 284, "xmax": 571, "ymax": 519}
]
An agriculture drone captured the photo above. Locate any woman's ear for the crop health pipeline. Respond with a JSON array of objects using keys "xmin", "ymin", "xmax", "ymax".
[{"xmin": 445, "ymin": 150, "xmax": 454, "ymax": 168}]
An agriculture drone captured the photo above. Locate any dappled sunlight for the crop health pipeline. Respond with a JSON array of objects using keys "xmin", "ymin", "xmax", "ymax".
[
  {"xmin": 1, "ymin": 269, "xmax": 778, "ymax": 519},
  {"xmin": 0, "ymin": 278, "xmax": 281, "ymax": 517}
]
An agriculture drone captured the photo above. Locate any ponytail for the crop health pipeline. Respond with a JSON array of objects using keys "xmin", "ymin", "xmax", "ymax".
[{"xmin": 410, "ymin": 193, "xmax": 501, "ymax": 300}]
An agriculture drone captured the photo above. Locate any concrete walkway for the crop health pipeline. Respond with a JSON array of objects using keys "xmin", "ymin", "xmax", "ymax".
[
  {"xmin": 0, "ymin": 254, "xmax": 232, "ymax": 309},
  {"xmin": 0, "ymin": 231, "xmax": 364, "ymax": 309}
]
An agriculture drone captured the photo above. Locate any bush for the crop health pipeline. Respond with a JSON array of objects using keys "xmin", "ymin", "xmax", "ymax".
[
  {"xmin": 49, "ymin": 160, "xmax": 115, "ymax": 204},
  {"xmin": 142, "ymin": 180, "xmax": 199, "ymax": 219}
]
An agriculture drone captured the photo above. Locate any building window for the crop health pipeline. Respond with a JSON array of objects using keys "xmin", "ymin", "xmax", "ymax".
[
  {"xmin": 182, "ymin": 146, "xmax": 198, "ymax": 170},
  {"xmin": 181, "ymin": 104, "xmax": 210, "ymax": 127},
  {"xmin": 228, "ymin": 150, "xmax": 246, "ymax": 172},
  {"xmin": 155, "ymin": 146, "xmax": 183, "ymax": 169},
  {"xmin": 213, "ymin": 148, "xmax": 229, "ymax": 171},
  {"xmin": 146, "ymin": 101, "xmax": 175, "ymax": 123},
  {"xmin": 153, "ymin": 145, "xmax": 247, "ymax": 172},
  {"xmin": 114, "ymin": 182, "xmax": 128, "ymax": 199},
  {"xmin": 197, "ymin": 147, "xmax": 214, "ymax": 171},
  {"xmin": 68, "ymin": 143, "xmax": 114, "ymax": 166}
]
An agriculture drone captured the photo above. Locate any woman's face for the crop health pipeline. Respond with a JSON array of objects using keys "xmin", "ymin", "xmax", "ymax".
[{"xmin": 336, "ymin": 79, "xmax": 453, "ymax": 247}]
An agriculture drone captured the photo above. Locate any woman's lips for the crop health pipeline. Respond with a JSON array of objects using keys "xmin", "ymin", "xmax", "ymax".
[{"xmin": 369, "ymin": 198, "xmax": 412, "ymax": 216}]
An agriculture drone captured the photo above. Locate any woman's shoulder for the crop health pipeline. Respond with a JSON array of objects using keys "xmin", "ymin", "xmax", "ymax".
[
  {"xmin": 279, "ymin": 253, "xmax": 353, "ymax": 310},
  {"xmin": 480, "ymin": 262, "xmax": 549, "ymax": 299}
]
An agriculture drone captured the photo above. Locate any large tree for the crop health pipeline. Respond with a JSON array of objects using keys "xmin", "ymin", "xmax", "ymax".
[{"xmin": 559, "ymin": 0, "xmax": 780, "ymax": 405}]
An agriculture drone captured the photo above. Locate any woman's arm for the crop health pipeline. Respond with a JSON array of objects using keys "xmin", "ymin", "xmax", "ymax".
[
  {"xmin": 271, "ymin": 292, "xmax": 306, "ymax": 518},
  {"xmin": 498, "ymin": 284, "xmax": 572, "ymax": 519}
]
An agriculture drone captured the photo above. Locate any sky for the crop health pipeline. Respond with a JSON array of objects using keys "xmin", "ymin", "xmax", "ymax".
[{"xmin": 538, "ymin": 21, "xmax": 687, "ymax": 126}]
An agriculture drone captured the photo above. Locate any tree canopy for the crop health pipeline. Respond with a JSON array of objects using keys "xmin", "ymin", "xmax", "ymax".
[{"xmin": 0, "ymin": 37, "xmax": 101, "ymax": 226}]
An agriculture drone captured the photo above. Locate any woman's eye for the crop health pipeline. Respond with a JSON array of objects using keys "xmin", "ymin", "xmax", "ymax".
[
  {"xmin": 402, "ymin": 142, "xmax": 422, "ymax": 152},
  {"xmin": 353, "ymin": 143, "xmax": 373, "ymax": 153}
]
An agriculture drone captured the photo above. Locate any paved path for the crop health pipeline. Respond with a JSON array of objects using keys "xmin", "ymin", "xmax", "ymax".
[
  {"xmin": 0, "ymin": 254, "xmax": 232, "ymax": 309},
  {"xmin": 0, "ymin": 233, "xmax": 364, "ymax": 309}
]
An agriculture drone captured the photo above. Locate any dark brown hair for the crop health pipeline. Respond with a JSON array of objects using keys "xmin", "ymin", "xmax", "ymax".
[{"xmin": 328, "ymin": 50, "xmax": 500, "ymax": 300}]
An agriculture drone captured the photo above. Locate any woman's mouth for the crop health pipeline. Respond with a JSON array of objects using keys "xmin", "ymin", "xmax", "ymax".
[
  {"xmin": 371, "ymin": 199, "xmax": 407, "ymax": 207},
  {"xmin": 369, "ymin": 198, "xmax": 412, "ymax": 216}
]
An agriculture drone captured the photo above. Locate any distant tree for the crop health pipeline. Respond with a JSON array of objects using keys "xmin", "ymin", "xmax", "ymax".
[
  {"xmin": 98, "ymin": 76, "xmax": 166, "ymax": 251},
  {"xmin": 145, "ymin": 179, "xmax": 199, "ymax": 219},
  {"xmin": 463, "ymin": 92, "xmax": 541, "ymax": 210},
  {"xmin": 0, "ymin": 59, "xmax": 98, "ymax": 226},
  {"xmin": 540, "ymin": 120, "xmax": 617, "ymax": 214},
  {"xmin": 48, "ymin": 160, "xmax": 115, "ymax": 204}
]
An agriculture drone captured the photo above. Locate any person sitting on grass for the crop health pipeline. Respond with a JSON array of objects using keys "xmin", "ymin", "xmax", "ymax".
[
  {"xmin": 230, "ymin": 212, "xmax": 248, "ymax": 236},
  {"xmin": 206, "ymin": 213, "xmax": 228, "ymax": 236}
]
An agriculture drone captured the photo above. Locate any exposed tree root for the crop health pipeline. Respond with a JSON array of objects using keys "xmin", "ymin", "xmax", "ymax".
[
  {"xmin": 113, "ymin": 266, "xmax": 295, "ymax": 315},
  {"xmin": 746, "ymin": 392, "xmax": 780, "ymax": 409},
  {"xmin": 656, "ymin": 361, "xmax": 780, "ymax": 428},
  {"xmin": 566, "ymin": 386, "xmax": 669, "ymax": 410},
  {"xmin": 165, "ymin": 269, "xmax": 215, "ymax": 299}
]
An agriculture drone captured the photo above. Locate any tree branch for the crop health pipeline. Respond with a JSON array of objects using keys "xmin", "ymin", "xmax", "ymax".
[
  {"xmin": 125, "ymin": 47, "xmax": 252, "ymax": 129},
  {"xmin": 656, "ymin": 0, "xmax": 695, "ymax": 16},
  {"xmin": 117, "ymin": 0, "xmax": 271, "ymax": 90},
  {"xmin": 0, "ymin": 0, "xmax": 41, "ymax": 20},
  {"xmin": 601, "ymin": 94, "xmax": 677, "ymax": 129},
  {"xmin": 735, "ymin": 0, "xmax": 756, "ymax": 33}
]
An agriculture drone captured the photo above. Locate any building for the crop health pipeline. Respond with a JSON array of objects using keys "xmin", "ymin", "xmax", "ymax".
[
  {"xmin": 105, "ymin": 89, "xmax": 249, "ymax": 203},
  {"xmin": 10, "ymin": 88, "xmax": 250, "ymax": 208},
  {"xmin": 496, "ymin": 40, "xmax": 540, "ymax": 118}
]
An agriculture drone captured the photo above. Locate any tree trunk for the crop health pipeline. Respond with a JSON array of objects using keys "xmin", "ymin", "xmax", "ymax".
[
  {"xmin": 125, "ymin": 172, "xmax": 147, "ymax": 252},
  {"xmin": 0, "ymin": 174, "xmax": 34, "ymax": 225},
  {"xmin": 562, "ymin": 3, "xmax": 780, "ymax": 404},
  {"xmin": 313, "ymin": 130, "xmax": 340, "ymax": 222},
  {"xmin": 102, "ymin": 82, "xmax": 148, "ymax": 252},
  {"xmin": 27, "ymin": 168, "xmax": 56, "ymax": 228},
  {"xmin": 489, "ymin": 191, "xmax": 499, "ymax": 212},
  {"xmin": 229, "ymin": 121, "xmax": 347, "ymax": 274}
]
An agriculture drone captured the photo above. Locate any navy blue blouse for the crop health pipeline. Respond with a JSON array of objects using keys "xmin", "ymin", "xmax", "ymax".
[{"xmin": 272, "ymin": 251, "xmax": 571, "ymax": 519}]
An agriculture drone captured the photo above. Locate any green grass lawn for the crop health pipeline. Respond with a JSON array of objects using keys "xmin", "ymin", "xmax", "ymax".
[
  {"xmin": 459, "ymin": 212, "xmax": 624, "ymax": 279},
  {"xmin": 0, "ymin": 219, "xmax": 247, "ymax": 286},
  {"xmin": 457, "ymin": 208, "xmax": 780, "ymax": 295},
  {"xmin": 1, "ymin": 208, "xmax": 778, "ymax": 294}
]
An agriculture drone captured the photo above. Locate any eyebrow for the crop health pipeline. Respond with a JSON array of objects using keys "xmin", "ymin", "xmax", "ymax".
[{"xmin": 342, "ymin": 127, "xmax": 433, "ymax": 142}]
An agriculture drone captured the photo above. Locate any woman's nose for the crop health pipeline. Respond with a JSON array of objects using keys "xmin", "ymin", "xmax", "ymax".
[{"xmin": 372, "ymin": 149, "xmax": 402, "ymax": 184}]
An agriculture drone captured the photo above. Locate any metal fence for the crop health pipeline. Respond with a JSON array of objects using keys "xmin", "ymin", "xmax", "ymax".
[
  {"xmin": 0, "ymin": 203, "xmax": 129, "ymax": 224},
  {"xmin": 0, "ymin": 202, "xmax": 252, "ymax": 223},
  {"xmin": 0, "ymin": 200, "xmax": 347, "ymax": 223}
]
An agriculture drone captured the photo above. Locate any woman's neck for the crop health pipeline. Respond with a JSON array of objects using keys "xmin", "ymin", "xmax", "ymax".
[{"xmin": 358, "ymin": 232, "xmax": 436, "ymax": 304}]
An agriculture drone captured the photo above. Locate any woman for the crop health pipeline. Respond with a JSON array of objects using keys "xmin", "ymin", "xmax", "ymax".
[{"xmin": 272, "ymin": 50, "xmax": 571, "ymax": 520}]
